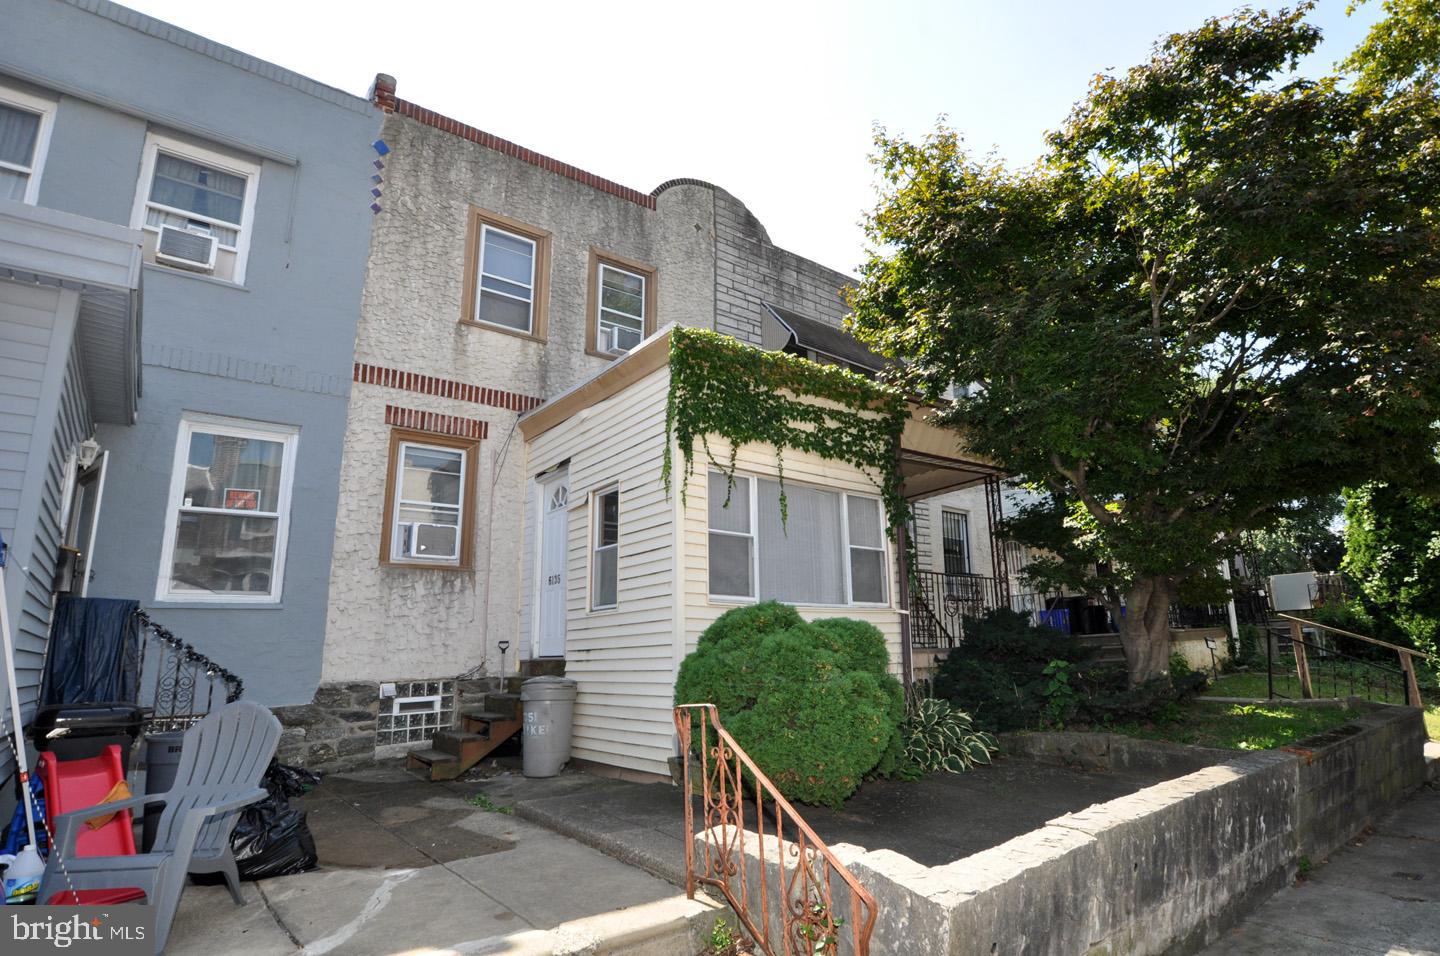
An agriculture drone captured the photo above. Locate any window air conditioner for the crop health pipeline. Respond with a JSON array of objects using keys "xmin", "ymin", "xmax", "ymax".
[
  {"xmin": 403, "ymin": 522, "xmax": 459, "ymax": 559},
  {"xmin": 156, "ymin": 223, "xmax": 217, "ymax": 272}
]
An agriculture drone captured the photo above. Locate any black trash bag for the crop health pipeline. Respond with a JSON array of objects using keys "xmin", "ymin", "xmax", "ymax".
[{"xmin": 230, "ymin": 760, "xmax": 320, "ymax": 880}]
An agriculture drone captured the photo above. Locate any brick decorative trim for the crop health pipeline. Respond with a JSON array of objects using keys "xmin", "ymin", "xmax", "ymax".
[
  {"xmin": 651, "ymin": 177, "xmax": 720, "ymax": 197},
  {"xmin": 354, "ymin": 362, "xmax": 543, "ymax": 412},
  {"xmin": 391, "ymin": 98, "xmax": 657, "ymax": 210},
  {"xmin": 384, "ymin": 405, "xmax": 488, "ymax": 439}
]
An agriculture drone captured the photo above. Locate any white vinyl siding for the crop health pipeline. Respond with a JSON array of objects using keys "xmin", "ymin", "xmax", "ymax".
[{"xmin": 525, "ymin": 367, "xmax": 677, "ymax": 776}]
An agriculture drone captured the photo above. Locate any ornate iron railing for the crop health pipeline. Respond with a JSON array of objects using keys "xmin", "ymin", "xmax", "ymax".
[
  {"xmin": 910, "ymin": 571, "xmax": 1007, "ymax": 648},
  {"xmin": 674, "ymin": 704, "xmax": 877, "ymax": 956},
  {"xmin": 135, "ymin": 611, "xmax": 244, "ymax": 732}
]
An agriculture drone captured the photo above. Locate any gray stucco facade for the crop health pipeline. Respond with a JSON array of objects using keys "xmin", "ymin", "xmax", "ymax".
[{"xmin": 1, "ymin": 0, "xmax": 378, "ymax": 709}]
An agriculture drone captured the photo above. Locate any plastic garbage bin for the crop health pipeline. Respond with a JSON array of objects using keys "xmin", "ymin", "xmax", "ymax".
[
  {"xmin": 29, "ymin": 703, "xmax": 146, "ymax": 772},
  {"xmin": 141, "ymin": 731, "xmax": 185, "ymax": 851},
  {"xmin": 521, "ymin": 677, "xmax": 577, "ymax": 778}
]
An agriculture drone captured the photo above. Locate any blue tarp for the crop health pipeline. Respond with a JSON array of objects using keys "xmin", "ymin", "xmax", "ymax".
[{"xmin": 39, "ymin": 598, "xmax": 140, "ymax": 706}]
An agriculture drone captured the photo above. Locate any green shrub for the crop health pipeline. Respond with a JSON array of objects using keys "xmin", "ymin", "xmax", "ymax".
[
  {"xmin": 674, "ymin": 602, "xmax": 903, "ymax": 808},
  {"xmin": 902, "ymin": 691, "xmax": 997, "ymax": 773},
  {"xmin": 1169, "ymin": 652, "xmax": 1193, "ymax": 678},
  {"xmin": 1041, "ymin": 659, "xmax": 1081, "ymax": 728},
  {"xmin": 931, "ymin": 609, "xmax": 1095, "ymax": 731}
]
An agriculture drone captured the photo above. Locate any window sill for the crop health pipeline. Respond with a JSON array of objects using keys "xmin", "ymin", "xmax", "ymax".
[
  {"xmin": 705, "ymin": 596, "xmax": 896, "ymax": 612},
  {"xmin": 585, "ymin": 347, "xmax": 630, "ymax": 362},
  {"xmin": 380, "ymin": 559, "xmax": 474, "ymax": 572},
  {"xmin": 150, "ymin": 599, "xmax": 284, "ymax": 610},
  {"xmin": 459, "ymin": 318, "xmax": 546, "ymax": 344},
  {"xmin": 142, "ymin": 262, "xmax": 249, "ymax": 291}
]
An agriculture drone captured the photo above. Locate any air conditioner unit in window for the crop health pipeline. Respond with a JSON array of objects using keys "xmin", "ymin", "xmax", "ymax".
[
  {"xmin": 402, "ymin": 522, "xmax": 459, "ymax": 560},
  {"xmin": 156, "ymin": 223, "xmax": 217, "ymax": 272}
]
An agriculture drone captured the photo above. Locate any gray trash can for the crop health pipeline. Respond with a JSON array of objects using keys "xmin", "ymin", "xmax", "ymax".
[
  {"xmin": 521, "ymin": 676, "xmax": 578, "ymax": 778},
  {"xmin": 141, "ymin": 731, "xmax": 185, "ymax": 851}
]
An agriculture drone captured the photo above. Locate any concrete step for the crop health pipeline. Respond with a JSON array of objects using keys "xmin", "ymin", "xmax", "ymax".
[{"xmin": 1426, "ymin": 741, "xmax": 1439, "ymax": 783}]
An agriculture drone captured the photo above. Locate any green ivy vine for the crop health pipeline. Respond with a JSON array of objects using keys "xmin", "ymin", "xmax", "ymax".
[{"xmin": 661, "ymin": 327, "xmax": 912, "ymax": 534}]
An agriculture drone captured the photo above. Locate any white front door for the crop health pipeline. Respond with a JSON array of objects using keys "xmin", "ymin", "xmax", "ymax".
[{"xmin": 537, "ymin": 475, "xmax": 569, "ymax": 658}]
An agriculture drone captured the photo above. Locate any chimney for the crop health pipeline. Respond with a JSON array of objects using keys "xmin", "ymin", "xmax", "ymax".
[{"xmin": 370, "ymin": 73, "xmax": 397, "ymax": 112}]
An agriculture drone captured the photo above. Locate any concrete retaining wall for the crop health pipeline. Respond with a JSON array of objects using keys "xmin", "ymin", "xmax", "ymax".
[{"xmin": 701, "ymin": 704, "xmax": 1427, "ymax": 955}]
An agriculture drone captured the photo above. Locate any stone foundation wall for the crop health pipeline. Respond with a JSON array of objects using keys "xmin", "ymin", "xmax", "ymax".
[
  {"xmin": 708, "ymin": 704, "xmax": 1426, "ymax": 955},
  {"xmin": 274, "ymin": 681, "xmax": 383, "ymax": 772}
]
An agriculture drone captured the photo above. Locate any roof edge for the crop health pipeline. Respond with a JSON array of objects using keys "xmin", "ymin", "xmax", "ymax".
[{"xmin": 68, "ymin": 0, "xmax": 371, "ymax": 114}]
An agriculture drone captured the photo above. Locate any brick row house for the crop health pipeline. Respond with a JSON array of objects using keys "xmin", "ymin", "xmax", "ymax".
[{"xmin": 1, "ymin": 1, "xmax": 1015, "ymax": 785}]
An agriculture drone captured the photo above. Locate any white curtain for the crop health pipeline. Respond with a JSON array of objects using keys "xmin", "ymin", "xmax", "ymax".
[{"xmin": 758, "ymin": 478, "xmax": 844, "ymax": 605}]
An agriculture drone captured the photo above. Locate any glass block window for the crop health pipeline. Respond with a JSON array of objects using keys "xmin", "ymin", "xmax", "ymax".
[{"xmin": 375, "ymin": 679, "xmax": 456, "ymax": 746}]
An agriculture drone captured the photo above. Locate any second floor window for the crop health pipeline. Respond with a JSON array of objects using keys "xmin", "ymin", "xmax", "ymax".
[
  {"xmin": 0, "ymin": 85, "xmax": 54, "ymax": 204},
  {"xmin": 462, "ymin": 207, "xmax": 552, "ymax": 341},
  {"xmin": 597, "ymin": 264, "xmax": 645, "ymax": 354},
  {"xmin": 477, "ymin": 225, "xmax": 536, "ymax": 332},
  {"xmin": 587, "ymin": 249, "xmax": 656, "ymax": 358},
  {"xmin": 133, "ymin": 133, "xmax": 260, "ymax": 284}
]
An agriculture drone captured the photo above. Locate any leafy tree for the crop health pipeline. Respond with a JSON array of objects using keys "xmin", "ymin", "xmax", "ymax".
[
  {"xmin": 849, "ymin": 7, "xmax": 1440, "ymax": 684},
  {"xmin": 1343, "ymin": 482, "xmax": 1440, "ymax": 661},
  {"xmin": 1240, "ymin": 494, "xmax": 1346, "ymax": 579}
]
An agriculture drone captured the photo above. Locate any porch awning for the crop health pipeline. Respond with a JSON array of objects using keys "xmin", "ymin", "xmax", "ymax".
[
  {"xmin": 898, "ymin": 402, "xmax": 1002, "ymax": 499},
  {"xmin": 0, "ymin": 199, "xmax": 144, "ymax": 424}
]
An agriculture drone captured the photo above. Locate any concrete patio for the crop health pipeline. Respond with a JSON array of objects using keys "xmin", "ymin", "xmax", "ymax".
[
  {"xmin": 509, "ymin": 753, "xmax": 1182, "ymax": 876},
  {"xmin": 164, "ymin": 763, "xmax": 719, "ymax": 955}
]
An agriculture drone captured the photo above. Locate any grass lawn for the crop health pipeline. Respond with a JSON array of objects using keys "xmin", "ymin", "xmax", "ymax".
[
  {"xmin": 1105, "ymin": 700, "xmax": 1362, "ymax": 751},
  {"xmin": 1208, "ymin": 669, "xmax": 1440, "ymax": 740}
]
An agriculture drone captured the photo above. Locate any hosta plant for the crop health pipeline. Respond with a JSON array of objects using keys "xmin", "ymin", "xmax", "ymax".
[{"xmin": 902, "ymin": 692, "xmax": 997, "ymax": 774}]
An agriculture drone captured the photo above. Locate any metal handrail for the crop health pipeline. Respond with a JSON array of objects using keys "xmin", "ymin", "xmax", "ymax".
[
  {"xmin": 674, "ymin": 704, "xmax": 877, "ymax": 956},
  {"xmin": 1270, "ymin": 615, "xmax": 1431, "ymax": 707},
  {"xmin": 135, "ymin": 611, "xmax": 244, "ymax": 731}
]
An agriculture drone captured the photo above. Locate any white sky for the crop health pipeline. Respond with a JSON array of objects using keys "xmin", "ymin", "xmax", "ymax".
[{"xmin": 120, "ymin": 0, "xmax": 1381, "ymax": 276}]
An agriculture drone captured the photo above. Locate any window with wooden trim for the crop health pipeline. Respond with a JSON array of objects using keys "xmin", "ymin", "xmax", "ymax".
[
  {"xmin": 0, "ymin": 83, "xmax": 55, "ymax": 204},
  {"xmin": 461, "ymin": 207, "xmax": 551, "ymax": 341},
  {"xmin": 381, "ymin": 429, "xmax": 480, "ymax": 569},
  {"xmin": 591, "ymin": 486, "xmax": 620, "ymax": 609},
  {"xmin": 586, "ymin": 248, "xmax": 656, "ymax": 357}
]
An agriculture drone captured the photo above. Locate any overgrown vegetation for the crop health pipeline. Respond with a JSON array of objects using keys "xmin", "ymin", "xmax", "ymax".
[
  {"xmin": 674, "ymin": 602, "xmax": 904, "ymax": 808},
  {"xmin": 662, "ymin": 326, "xmax": 911, "ymax": 535},
  {"xmin": 931, "ymin": 610, "xmax": 1213, "ymax": 732},
  {"xmin": 1343, "ymin": 481, "xmax": 1440, "ymax": 667},
  {"xmin": 849, "ymin": 5, "xmax": 1440, "ymax": 686}
]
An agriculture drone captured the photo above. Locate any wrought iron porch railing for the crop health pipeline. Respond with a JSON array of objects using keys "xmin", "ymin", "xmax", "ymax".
[
  {"xmin": 674, "ymin": 704, "xmax": 877, "ymax": 956},
  {"xmin": 1167, "ymin": 603, "xmax": 1229, "ymax": 630},
  {"xmin": 909, "ymin": 571, "xmax": 1006, "ymax": 649},
  {"xmin": 135, "ymin": 610, "xmax": 244, "ymax": 732}
]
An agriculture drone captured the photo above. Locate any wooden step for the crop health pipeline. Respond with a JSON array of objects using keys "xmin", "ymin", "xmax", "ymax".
[
  {"xmin": 434, "ymin": 730, "xmax": 494, "ymax": 763},
  {"xmin": 405, "ymin": 747, "xmax": 461, "ymax": 782}
]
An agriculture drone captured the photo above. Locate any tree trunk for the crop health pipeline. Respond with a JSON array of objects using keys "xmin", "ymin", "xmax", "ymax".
[{"xmin": 1118, "ymin": 577, "xmax": 1174, "ymax": 686}]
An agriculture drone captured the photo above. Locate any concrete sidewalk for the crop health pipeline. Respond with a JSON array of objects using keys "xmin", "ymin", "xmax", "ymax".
[
  {"xmin": 164, "ymin": 764, "xmax": 719, "ymax": 955},
  {"xmin": 1204, "ymin": 783, "xmax": 1440, "ymax": 955}
]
